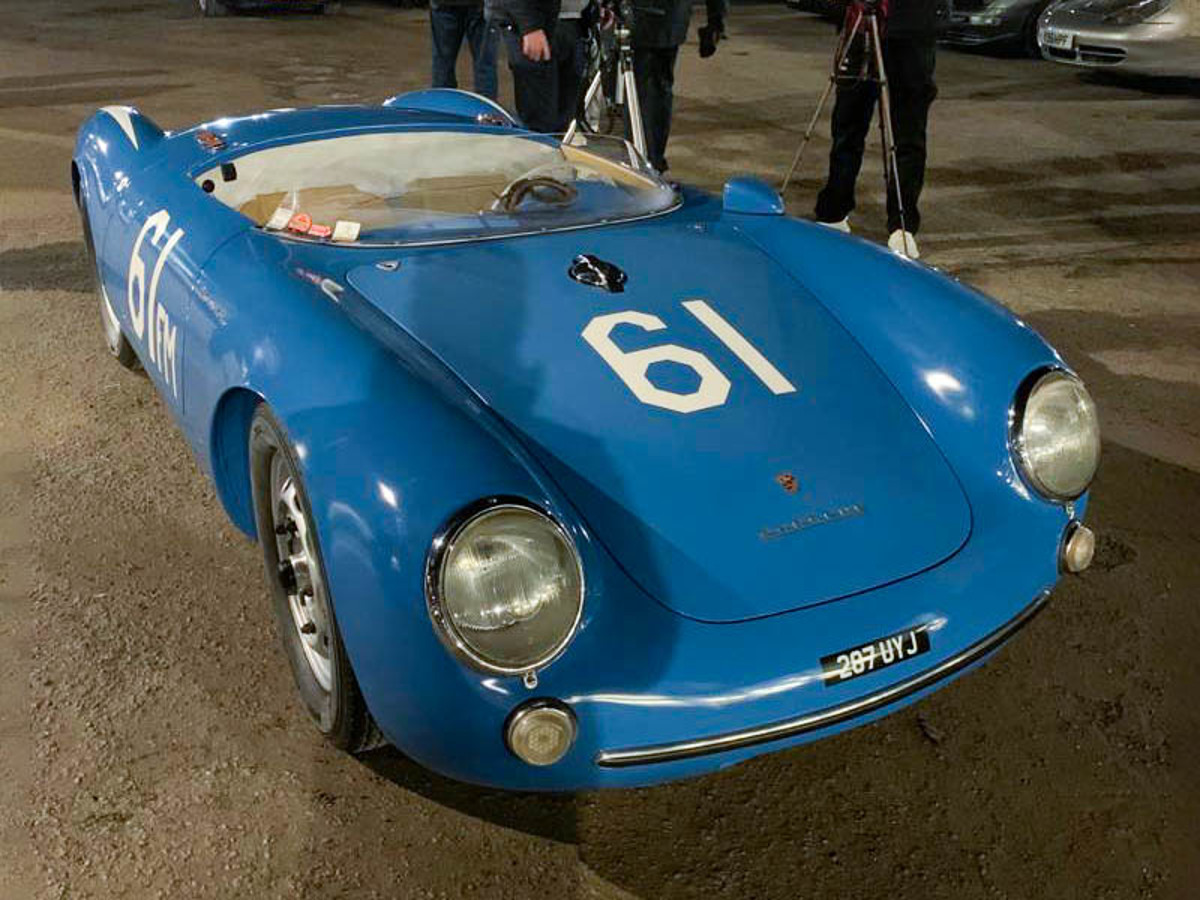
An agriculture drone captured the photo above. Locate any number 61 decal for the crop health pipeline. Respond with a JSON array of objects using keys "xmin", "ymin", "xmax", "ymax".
[
  {"xmin": 582, "ymin": 300, "xmax": 796, "ymax": 413},
  {"xmin": 128, "ymin": 209, "xmax": 185, "ymax": 398}
]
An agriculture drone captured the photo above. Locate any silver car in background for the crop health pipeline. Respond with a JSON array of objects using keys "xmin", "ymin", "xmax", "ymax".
[
  {"xmin": 943, "ymin": 0, "xmax": 1059, "ymax": 57},
  {"xmin": 1038, "ymin": 0, "xmax": 1199, "ymax": 73}
]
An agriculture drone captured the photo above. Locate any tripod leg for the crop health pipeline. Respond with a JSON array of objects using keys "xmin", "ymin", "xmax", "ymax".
[
  {"xmin": 565, "ymin": 67, "xmax": 605, "ymax": 143},
  {"xmin": 868, "ymin": 16, "xmax": 909, "ymax": 243},
  {"xmin": 780, "ymin": 77, "xmax": 836, "ymax": 195},
  {"xmin": 623, "ymin": 63, "xmax": 648, "ymax": 161},
  {"xmin": 779, "ymin": 12, "xmax": 865, "ymax": 196}
]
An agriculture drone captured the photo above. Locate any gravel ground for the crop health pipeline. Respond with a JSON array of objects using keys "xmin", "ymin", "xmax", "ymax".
[{"xmin": 0, "ymin": 2, "xmax": 1198, "ymax": 898}]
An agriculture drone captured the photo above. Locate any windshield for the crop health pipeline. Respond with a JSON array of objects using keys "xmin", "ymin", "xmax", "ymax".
[{"xmin": 195, "ymin": 130, "xmax": 678, "ymax": 246}]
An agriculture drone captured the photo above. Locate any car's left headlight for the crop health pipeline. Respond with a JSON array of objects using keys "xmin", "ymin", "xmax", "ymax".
[
  {"xmin": 1010, "ymin": 369, "xmax": 1101, "ymax": 501},
  {"xmin": 426, "ymin": 501, "xmax": 584, "ymax": 674}
]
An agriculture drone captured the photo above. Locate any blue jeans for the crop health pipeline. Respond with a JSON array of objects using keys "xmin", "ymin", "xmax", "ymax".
[{"xmin": 430, "ymin": 3, "xmax": 498, "ymax": 101}]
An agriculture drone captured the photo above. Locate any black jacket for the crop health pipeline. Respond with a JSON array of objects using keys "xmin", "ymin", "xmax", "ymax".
[
  {"xmin": 485, "ymin": 0, "xmax": 560, "ymax": 35},
  {"xmin": 886, "ymin": 0, "xmax": 945, "ymax": 39},
  {"xmin": 632, "ymin": 0, "xmax": 728, "ymax": 49}
]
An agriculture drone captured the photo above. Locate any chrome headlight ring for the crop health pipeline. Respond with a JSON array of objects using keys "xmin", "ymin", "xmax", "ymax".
[
  {"xmin": 425, "ymin": 497, "xmax": 585, "ymax": 677},
  {"xmin": 1009, "ymin": 367, "xmax": 1101, "ymax": 502}
]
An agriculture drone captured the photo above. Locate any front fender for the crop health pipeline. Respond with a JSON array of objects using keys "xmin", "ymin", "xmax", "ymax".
[
  {"xmin": 734, "ymin": 216, "xmax": 1083, "ymax": 512},
  {"xmin": 192, "ymin": 234, "xmax": 611, "ymax": 766}
]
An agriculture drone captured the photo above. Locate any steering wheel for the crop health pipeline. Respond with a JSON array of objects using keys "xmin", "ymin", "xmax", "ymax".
[{"xmin": 494, "ymin": 175, "xmax": 579, "ymax": 212}]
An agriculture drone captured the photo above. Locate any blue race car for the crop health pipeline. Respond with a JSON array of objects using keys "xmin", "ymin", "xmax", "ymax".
[{"xmin": 73, "ymin": 91, "xmax": 1100, "ymax": 790}]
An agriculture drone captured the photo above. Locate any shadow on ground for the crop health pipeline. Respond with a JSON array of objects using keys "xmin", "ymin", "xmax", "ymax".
[
  {"xmin": 0, "ymin": 242, "xmax": 90, "ymax": 293},
  {"xmin": 1083, "ymin": 69, "xmax": 1200, "ymax": 99},
  {"xmin": 360, "ymin": 434, "xmax": 1200, "ymax": 898}
]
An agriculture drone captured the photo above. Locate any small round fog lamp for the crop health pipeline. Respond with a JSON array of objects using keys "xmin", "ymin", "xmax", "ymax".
[
  {"xmin": 1061, "ymin": 522, "xmax": 1096, "ymax": 574},
  {"xmin": 506, "ymin": 702, "xmax": 576, "ymax": 767}
]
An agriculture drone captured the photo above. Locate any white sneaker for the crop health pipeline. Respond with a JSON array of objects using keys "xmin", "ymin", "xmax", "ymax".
[
  {"xmin": 888, "ymin": 229, "xmax": 920, "ymax": 259},
  {"xmin": 817, "ymin": 217, "xmax": 851, "ymax": 233}
]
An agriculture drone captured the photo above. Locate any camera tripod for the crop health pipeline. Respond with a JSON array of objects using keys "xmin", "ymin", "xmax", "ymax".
[
  {"xmin": 564, "ymin": 6, "xmax": 648, "ymax": 162},
  {"xmin": 780, "ymin": 1, "xmax": 908, "ymax": 239}
]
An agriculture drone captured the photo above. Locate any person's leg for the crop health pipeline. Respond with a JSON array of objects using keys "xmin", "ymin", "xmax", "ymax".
[
  {"xmin": 633, "ymin": 45, "xmax": 678, "ymax": 172},
  {"xmin": 498, "ymin": 24, "xmax": 559, "ymax": 132},
  {"xmin": 552, "ymin": 18, "xmax": 586, "ymax": 132},
  {"xmin": 814, "ymin": 38, "xmax": 879, "ymax": 225},
  {"xmin": 430, "ymin": 4, "xmax": 467, "ymax": 90},
  {"xmin": 465, "ymin": 6, "xmax": 499, "ymax": 100},
  {"xmin": 882, "ymin": 37, "xmax": 937, "ymax": 235}
]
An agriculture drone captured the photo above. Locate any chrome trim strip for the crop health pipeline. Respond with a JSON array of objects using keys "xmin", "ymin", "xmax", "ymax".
[
  {"xmin": 595, "ymin": 592, "xmax": 1051, "ymax": 768},
  {"xmin": 263, "ymin": 198, "xmax": 683, "ymax": 250}
]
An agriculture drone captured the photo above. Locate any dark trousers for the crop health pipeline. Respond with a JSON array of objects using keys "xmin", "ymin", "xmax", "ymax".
[
  {"xmin": 497, "ymin": 23, "xmax": 559, "ymax": 133},
  {"xmin": 632, "ymin": 45, "xmax": 679, "ymax": 173},
  {"xmin": 430, "ymin": 3, "xmax": 499, "ymax": 101},
  {"xmin": 814, "ymin": 37, "xmax": 937, "ymax": 234},
  {"xmin": 552, "ymin": 18, "xmax": 587, "ymax": 133}
]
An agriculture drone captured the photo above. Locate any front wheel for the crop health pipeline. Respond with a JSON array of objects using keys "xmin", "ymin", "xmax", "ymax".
[
  {"xmin": 1022, "ymin": 7, "xmax": 1047, "ymax": 57},
  {"xmin": 249, "ymin": 406, "xmax": 383, "ymax": 754},
  {"xmin": 81, "ymin": 205, "xmax": 139, "ymax": 370}
]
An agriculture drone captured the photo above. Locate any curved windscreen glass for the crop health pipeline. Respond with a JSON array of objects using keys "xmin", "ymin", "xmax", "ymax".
[{"xmin": 196, "ymin": 130, "xmax": 677, "ymax": 246}]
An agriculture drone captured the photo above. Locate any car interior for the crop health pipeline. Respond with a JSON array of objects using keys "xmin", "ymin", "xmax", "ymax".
[{"xmin": 194, "ymin": 130, "xmax": 666, "ymax": 236}]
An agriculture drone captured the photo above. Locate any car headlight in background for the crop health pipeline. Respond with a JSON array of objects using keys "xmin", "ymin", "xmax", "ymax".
[
  {"xmin": 1103, "ymin": 0, "xmax": 1171, "ymax": 24},
  {"xmin": 967, "ymin": 5, "xmax": 1003, "ymax": 25},
  {"xmin": 1011, "ymin": 369, "xmax": 1101, "ymax": 501},
  {"xmin": 427, "ymin": 501, "xmax": 584, "ymax": 674}
]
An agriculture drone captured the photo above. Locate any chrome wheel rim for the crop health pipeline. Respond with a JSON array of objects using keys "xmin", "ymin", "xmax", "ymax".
[
  {"xmin": 270, "ymin": 454, "xmax": 334, "ymax": 692},
  {"xmin": 99, "ymin": 283, "xmax": 123, "ymax": 355}
]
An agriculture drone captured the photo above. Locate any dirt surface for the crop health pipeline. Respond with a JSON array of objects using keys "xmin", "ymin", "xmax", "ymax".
[{"xmin": 1, "ymin": 2, "xmax": 1198, "ymax": 898}]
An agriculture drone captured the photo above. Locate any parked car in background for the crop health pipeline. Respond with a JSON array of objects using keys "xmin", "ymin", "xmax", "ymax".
[
  {"xmin": 785, "ymin": 0, "xmax": 843, "ymax": 23},
  {"xmin": 198, "ymin": 0, "xmax": 340, "ymax": 15},
  {"xmin": 1039, "ymin": 0, "xmax": 1199, "ymax": 73},
  {"xmin": 943, "ymin": 0, "xmax": 1059, "ymax": 55}
]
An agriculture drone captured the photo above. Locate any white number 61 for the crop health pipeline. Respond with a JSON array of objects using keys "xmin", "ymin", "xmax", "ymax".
[{"xmin": 582, "ymin": 300, "xmax": 796, "ymax": 414}]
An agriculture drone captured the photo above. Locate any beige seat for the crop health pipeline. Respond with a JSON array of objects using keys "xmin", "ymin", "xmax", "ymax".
[
  {"xmin": 238, "ymin": 185, "xmax": 392, "ymax": 227},
  {"xmin": 238, "ymin": 174, "xmax": 517, "ymax": 229}
]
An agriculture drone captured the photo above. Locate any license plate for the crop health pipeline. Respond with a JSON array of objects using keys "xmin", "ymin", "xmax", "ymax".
[
  {"xmin": 820, "ymin": 626, "xmax": 931, "ymax": 685},
  {"xmin": 1042, "ymin": 29, "xmax": 1073, "ymax": 50}
]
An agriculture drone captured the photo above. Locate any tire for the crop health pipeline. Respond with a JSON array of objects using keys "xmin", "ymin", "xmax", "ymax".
[
  {"xmin": 1022, "ymin": 7, "xmax": 1047, "ymax": 58},
  {"xmin": 81, "ymin": 205, "xmax": 140, "ymax": 370},
  {"xmin": 198, "ymin": 0, "xmax": 228, "ymax": 17},
  {"xmin": 249, "ymin": 406, "xmax": 384, "ymax": 754}
]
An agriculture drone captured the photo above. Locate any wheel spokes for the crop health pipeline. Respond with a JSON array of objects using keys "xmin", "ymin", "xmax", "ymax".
[{"xmin": 272, "ymin": 463, "xmax": 334, "ymax": 691}]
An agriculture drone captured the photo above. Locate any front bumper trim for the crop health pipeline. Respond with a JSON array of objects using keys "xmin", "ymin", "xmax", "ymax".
[{"xmin": 595, "ymin": 591, "xmax": 1050, "ymax": 768}]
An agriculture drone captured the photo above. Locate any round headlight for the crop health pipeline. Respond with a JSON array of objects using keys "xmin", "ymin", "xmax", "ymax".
[
  {"xmin": 427, "ymin": 502, "xmax": 584, "ymax": 674},
  {"xmin": 1011, "ymin": 370, "xmax": 1100, "ymax": 501}
]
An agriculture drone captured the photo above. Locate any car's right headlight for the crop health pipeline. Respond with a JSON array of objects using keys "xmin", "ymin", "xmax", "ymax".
[
  {"xmin": 426, "ymin": 501, "xmax": 584, "ymax": 675},
  {"xmin": 1010, "ymin": 369, "xmax": 1101, "ymax": 501}
]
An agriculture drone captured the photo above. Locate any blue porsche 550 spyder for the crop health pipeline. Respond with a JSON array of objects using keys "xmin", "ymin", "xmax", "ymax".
[{"xmin": 73, "ymin": 90, "xmax": 1100, "ymax": 790}]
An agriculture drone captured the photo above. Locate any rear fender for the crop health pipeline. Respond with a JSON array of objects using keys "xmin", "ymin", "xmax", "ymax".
[{"xmin": 382, "ymin": 88, "xmax": 519, "ymax": 128}]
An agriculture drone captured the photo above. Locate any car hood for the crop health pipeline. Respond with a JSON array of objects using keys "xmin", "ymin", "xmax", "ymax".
[
  {"xmin": 1047, "ymin": 0, "xmax": 1182, "ymax": 22},
  {"xmin": 346, "ymin": 219, "xmax": 972, "ymax": 622}
]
